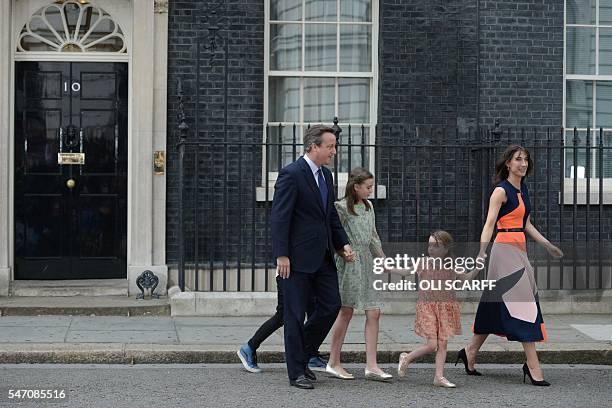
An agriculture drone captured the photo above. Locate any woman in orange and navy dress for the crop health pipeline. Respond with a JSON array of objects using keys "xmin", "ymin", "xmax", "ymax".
[{"xmin": 455, "ymin": 145, "xmax": 563, "ymax": 386}]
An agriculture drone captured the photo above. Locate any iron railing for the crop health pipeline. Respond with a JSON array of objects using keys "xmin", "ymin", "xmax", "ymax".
[{"xmin": 174, "ymin": 123, "xmax": 612, "ymax": 292}]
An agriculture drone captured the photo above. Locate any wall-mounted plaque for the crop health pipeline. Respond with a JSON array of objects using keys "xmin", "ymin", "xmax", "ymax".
[{"xmin": 58, "ymin": 153, "xmax": 85, "ymax": 165}]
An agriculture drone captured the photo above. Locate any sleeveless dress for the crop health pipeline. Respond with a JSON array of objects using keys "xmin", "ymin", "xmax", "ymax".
[
  {"xmin": 334, "ymin": 199, "xmax": 383, "ymax": 310},
  {"xmin": 472, "ymin": 180, "xmax": 547, "ymax": 342}
]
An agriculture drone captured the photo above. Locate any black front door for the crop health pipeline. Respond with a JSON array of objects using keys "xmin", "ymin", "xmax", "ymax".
[{"xmin": 14, "ymin": 62, "xmax": 128, "ymax": 280}]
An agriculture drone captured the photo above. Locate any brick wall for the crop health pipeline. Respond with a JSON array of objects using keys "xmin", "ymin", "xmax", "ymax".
[
  {"xmin": 166, "ymin": 0, "xmax": 266, "ymax": 267},
  {"xmin": 165, "ymin": 0, "xmax": 611, "ymax": 289},
  {"xmin": 478, "ymin": 0, "xmax": 564, "ymax": 128},
  {"xmin": 378, "ymin": 0, "xmax": 479, "ymax": 130}
]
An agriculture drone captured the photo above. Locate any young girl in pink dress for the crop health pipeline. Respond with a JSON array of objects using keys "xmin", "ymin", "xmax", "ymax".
[{"xmin": 391, "ymin": 230, "xmax": 481, "ymax": 388}]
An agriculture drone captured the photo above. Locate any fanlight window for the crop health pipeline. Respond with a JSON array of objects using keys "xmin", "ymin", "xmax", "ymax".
[{"xmin": 17, "ymin": 1, "xmax": 126, "ymax": 53}]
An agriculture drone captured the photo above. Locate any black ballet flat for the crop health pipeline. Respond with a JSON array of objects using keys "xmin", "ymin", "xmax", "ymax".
[
  {"xmin": 523, "ymin": 363, "xmax": 550, "ymax": 386},
  {"xmin": 455, "ymin": 348, "xmax": 482, "ymax": 376}
]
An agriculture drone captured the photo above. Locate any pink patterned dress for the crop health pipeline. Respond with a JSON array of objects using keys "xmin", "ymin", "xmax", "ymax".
[{"xmin": 413, "ymin": 265, "xmax": 462, "ymax": 341}]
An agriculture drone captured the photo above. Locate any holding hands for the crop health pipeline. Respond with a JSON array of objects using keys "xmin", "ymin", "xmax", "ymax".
[
  {"xmin": 339, "ymin": 244, "xmax": 356, "ymax": 263},
  {"xmin": 278, "ymin": 244, "xmax": 358, "ymax": 279}
]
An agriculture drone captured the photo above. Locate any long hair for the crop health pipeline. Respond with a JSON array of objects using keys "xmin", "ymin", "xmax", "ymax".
[
  {"xmin": 494, "ymin": 144, "xmax": 533, "ymax": 186},
  {"xmin": 344, "ymin": 167, "xmax": 374, "ymax": 215}
]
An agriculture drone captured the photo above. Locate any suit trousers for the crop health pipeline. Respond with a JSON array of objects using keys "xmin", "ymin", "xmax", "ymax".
[
  {"xmin": 247, "ymin": 276, "xmax": 317, "ymax": 352},
  {"xmin": 280, "ymin": 252, "xmax": 342, "ymax": 380}
]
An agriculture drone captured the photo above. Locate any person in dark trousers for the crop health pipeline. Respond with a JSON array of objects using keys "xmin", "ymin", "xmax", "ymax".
[
  {"xmin": 237, "ymin": 276, "xmax": 327, "ymax": 373},
  {"xmin": 269, "ymin": 125, "xmax": 354, "ymax": 389}
]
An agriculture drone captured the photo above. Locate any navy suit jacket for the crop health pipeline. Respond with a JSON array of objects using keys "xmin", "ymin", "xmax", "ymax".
[{"xmin": 271, "ymin": 156, "xmax": 349, "ymax": 273}]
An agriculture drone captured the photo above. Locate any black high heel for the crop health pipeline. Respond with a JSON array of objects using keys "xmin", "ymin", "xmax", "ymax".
[
  {"xmin": 454, "ymin": 348, "xmax": 482, "ymax": 376},
  {"xmin": 522, "ymin": 363, "xmax": 550, "ymax": 386}
]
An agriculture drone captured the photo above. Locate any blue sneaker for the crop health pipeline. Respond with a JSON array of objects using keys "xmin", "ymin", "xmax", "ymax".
[
  {"xmin": 237, "ymin": 344, "xmax": 261, "ymax": 373},
  {"xmin": 308, "ymin": 354, "xmax": 328, "ymax": 372}
]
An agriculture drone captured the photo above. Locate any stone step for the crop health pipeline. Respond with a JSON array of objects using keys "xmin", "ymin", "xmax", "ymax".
[
  {"xmin": 11, "ymin": 279, "xmax": 128, "ymax": 297},
  {"xmin": 0, "ymin": 296, "xmax": 170, "ymax": 316}
]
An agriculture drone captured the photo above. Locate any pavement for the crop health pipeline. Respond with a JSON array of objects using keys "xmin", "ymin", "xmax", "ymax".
[{"xmin": 0, "ymin": 314, "xmax": 611, "ymax": 364}]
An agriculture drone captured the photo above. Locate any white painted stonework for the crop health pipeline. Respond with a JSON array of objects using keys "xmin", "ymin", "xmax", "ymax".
[{"xmin": 0, "ymin": 0, "xmax": 169, "ymax": 296}]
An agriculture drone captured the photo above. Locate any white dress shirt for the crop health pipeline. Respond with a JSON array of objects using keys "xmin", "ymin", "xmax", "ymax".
[{"xmin": 303, "ymin": 154, "xmax": 325, "ymax": 187}]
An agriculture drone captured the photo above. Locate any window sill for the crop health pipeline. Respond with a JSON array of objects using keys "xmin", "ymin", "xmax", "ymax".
[
  {"xmin": 559, "ymin": 179, "xmax": 612, "ymax": 205},
  {"xmin": 256, "ymin": 184, "xmax": 387, "ymax": 202}
]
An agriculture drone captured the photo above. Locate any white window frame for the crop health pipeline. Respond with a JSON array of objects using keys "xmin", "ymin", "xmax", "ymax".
[
  {"xmin": 259, "ymin": 0, "xmax": 384, "ymax": 201},
  {"xmin": 15, "ymin": 0, "xmax": 127, "ymax": 56},
  {"xmin": 563, "ymin": 0, "xmax": 612, "ymax": 204}
]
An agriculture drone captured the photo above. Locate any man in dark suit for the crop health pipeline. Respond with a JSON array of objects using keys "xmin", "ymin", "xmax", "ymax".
[{"xmin": 272, "ymin": 125, "xmax": 355, "ymax": 389}]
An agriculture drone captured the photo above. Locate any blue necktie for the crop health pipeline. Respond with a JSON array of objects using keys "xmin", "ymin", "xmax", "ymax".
[{"xmin": 317, "ymin": 168, "xmax": 328, "ymax": 211}]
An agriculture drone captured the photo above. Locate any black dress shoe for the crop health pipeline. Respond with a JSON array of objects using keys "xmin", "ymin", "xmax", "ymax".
[
  {"xmin": 290, "ymin": 375, "xmax": 314, "ymax": 389},
  {"xmin": 304, "ymin": 366, "xmax": 317, "ymax": 382}
]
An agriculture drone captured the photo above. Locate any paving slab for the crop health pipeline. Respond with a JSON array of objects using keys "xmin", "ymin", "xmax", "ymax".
[
  {"xmin": 0, "ymin": 326, "xmax": 68, "ymax": 343},
  {"xmin": 176, "ymin": 325, "xmax": 274, "ymax": 345},
  {"xmin": 173, "ymin": 316, "xmax": 265, "ymax": 326},
  {"xmin": 0, "ymin": 314, "xmax": 608, "ymax": 364},
  {"xmin": 0, "ymin": 316, "xmax": 73, "ymax": 326},
  {"xmin": 65, "ymin": 330, "xmax": 179, "ymax": 344},
  {"xmin": 571, "ymin": 324, "xmax": 612, "ymax": 341},
  {"xmin": 69, "ymin": 316, "xmax": 175, "ymax": 331}
]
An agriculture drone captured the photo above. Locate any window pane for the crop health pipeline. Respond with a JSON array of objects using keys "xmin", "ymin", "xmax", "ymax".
[
  {"xmin": 566, "ymin": 0, "xmax": 596, "ymax": 25},
  {"xmin": 600, "ymin": 28, "xmax": 612, "ymax": 74},
  {"xmin": 340, "ymin": 0, "xmax": 372, "ymax": 22},
  {"xmin": 19, "ymin": 3, "xmax": 125, "ymax": 52},
  {"xmin": 270, "ymin": 24, "xmax": 301, "ymax": 70},
  {"xmin": 271, "ymin": 0, "xmax": 301, "ymax": 21},
  {"xmin": 304, "ymin": 78, "xmax": 335, "ymax": 122},
  {"xmin": 564, "ymin": 130, "xmax": 590, "ymax": 178},
  {"xmin": 19, "ymin": 4, "xmax": 124, "ymax": 52},
  {"xmin": 269, "ymin": 77, "xmax": 300, "ymax": 122},
  {"xmin": 566, "ymin": 27, "xmax": 596, "ymax": 75},
  {"xmin": 597, "ymin": 82, "xmax": 612, "ymax": 127},
  {"xmin": 266, "ymin": 125, "xmax": 302, "ymax": 171},
  {"xmin": 20, "ymin": 15, "xmax": 59, "ymax": 51},
  {"xmin": 590, "ymin": 119, "xmax": 612, "ymax": 178},
  {"xmin": 339, "ymin": 78, "xmax": 370, "ymax": 123},
  {"xmin": 336, "ymin": 127, "xmax": 370, "ymax": 172},
  {"xmin": 563, "ymin": 129, "xmax": 612, "ymax": 179},
  {"xmin": 305, "ymin": 0, "xmax": 337, "ymax": 21},
  {"xmin": 600, "ymin": 0, "xmax": 612, "ymax": 25},
  {"xmin": 79, "ymin": 8, "xmax": 124, "ymax": 52},
  {"xmin": 340, "ymin": 25, "xmax": 371, "ymax": 71},
  {"xmin": 604, "ymin": 133, "xmax": 612, "ymax": 177},
  {"xmin": 305, "ymin": 24, "xmax": 337, "ymax": 71},
  {"xmin": 562, "ymin": 130, "xmax": 612, "ymax": 179},
  {"xmin": 566, "ymin": 80, "xmax": 593, "ymax": 128}
]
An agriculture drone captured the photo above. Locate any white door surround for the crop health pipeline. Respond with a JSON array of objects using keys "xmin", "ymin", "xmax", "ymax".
[{"xmin": 0, "ymin": 0, "xmax": 169, "ymax": 296}]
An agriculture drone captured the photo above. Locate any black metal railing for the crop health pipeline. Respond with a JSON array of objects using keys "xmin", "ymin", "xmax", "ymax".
[{"xmin": 174, "ymin": 123, "xmax": 612, "ymax": 292}]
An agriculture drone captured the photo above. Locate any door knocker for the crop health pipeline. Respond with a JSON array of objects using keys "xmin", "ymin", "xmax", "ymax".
[{"xmin": 64, "ymin": 124, "xmax": 79, "ymax": 149}]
